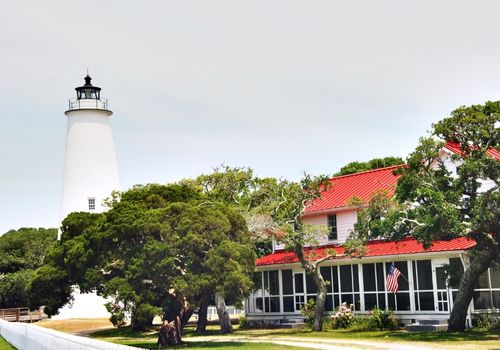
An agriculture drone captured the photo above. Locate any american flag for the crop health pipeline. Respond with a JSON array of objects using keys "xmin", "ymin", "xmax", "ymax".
[{"xmin": 386, "ymin": 264, "xmax": 402, "ymax": 294}]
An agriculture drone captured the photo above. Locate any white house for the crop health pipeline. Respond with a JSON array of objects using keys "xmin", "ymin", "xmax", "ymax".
[{"xmin": 246, "ymin": 144, "xmax": 500, "ymax": 326}]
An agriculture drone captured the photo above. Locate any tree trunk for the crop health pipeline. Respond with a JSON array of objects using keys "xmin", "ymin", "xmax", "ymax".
[
  {"xmin": 196, "ymin": 298, "xmax": 209, "ymax": 332},
  {"xmin": 312, "ymin": 269, "xmax": 328, "ymax": 331},
  {"xmin": 157, "ymin": 317, "xmax": 182, "ymax": 347},
  {"xmin": 448, "ymin": 246, "xmax": 497, "ymax": 332},
  {"xmin": 181, "ymin": 306, "xmax": 194, "ymax": 329},
  {"xmin": 293, "ymin": 244, "xmax": 330, "ymax": 331},
  {"xmin": 158, "ymin": 295, "xmax": 191, "ymax": 346},
  {"xmin": 215, "ymin": 292, "xmax": 233, "ymax": 334}
]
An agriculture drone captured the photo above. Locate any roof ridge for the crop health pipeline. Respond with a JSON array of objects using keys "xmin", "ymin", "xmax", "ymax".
[{"xmin": 330, "ymin": 164, "xmax": 404, "ymax": 181}]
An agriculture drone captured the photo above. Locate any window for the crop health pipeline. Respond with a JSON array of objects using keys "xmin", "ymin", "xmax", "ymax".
[
  {"xmin": 88, "ymin": 197, "xmax": 96, "ymax": 211},
  {"xmin": 413, "ymin": 260, "xmax": 434, "ymax": 311},
  {"xmin": 362, "ymin": 263, "xmax": 387, "ymax": 310},
  {"xmin": 317, "ymin": 265, "xmax": 360, "ymax": 312},
  {"xmin": 473, "ymin": 266, "xmax": 500, "ymax": 310},
  {"xmin": 327, "ymin": 215, "xmax": 338, "ymax": 240},
  {"xmin": 282, "ymin": 270, "xmax": 294, "ymax": 312},
  {"xmin": 381, "ymin": 261, "xmax": 411, "ymax": 311},
  {"xmin": 248, "ymin": 270, "xmax": 281, "ymax": 314},
  {"xmin": 339, "ymin": 264, "xmax": 361, "ymax": 310}
]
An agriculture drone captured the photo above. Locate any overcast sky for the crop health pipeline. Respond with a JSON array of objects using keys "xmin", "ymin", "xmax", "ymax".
[{"xmin": 1, "ymin": 1, "xmax": 499, "ymax": 233}]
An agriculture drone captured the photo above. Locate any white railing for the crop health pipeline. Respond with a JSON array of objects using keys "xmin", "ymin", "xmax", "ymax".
[
  {"xmin": 0, "ymin": 319, "xmax": 143, "ymax": 350},
  {"xmin": 67, "ymin": 98, "xmax": 109, "ymax": 111}
]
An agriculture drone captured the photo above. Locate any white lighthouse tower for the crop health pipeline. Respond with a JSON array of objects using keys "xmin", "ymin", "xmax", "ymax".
[
  {"xmin": 60, "ymin": 75, "xmax": 120, "ymax": 228},
  {"xmin": 55, "ymin": 75, "xmax": 119, "ymax": 319}
]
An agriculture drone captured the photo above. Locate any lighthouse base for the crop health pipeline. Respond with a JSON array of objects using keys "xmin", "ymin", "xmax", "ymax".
[{"xmin": 52, "ymin": 288, "xmax": 111, "ymax": 320}]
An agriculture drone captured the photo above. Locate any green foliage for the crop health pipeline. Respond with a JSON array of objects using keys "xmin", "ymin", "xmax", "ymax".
[
  {"xmin": 0, "ymin": 270, "xmax": 33, "ymax": 308},
  {"xmin": 300, "ymin": 298, "xmax": 316, "ymax": 326},
  {"xmin": 131, "ymin": 303, "xmax": 160, "ymax": 331},
  {"xmin": 335, "ymin": 157, "xmax": 404, "ymax": 176},
  {"xmin": 473, "ymin": 315, "xmax": 500, "ymax": 331},
  {"xmin": 238, "ymin": 316, "xmax": 250, "ymax": 329},
  {"xmin": 0, "ymin": 228, "xmax": 57, "ymax": 273},
  {"xmin": 28, "ymin": 265, "xmax": 72, "ymax": 315},
  {"xmin": 366, "ymin": 308, "xmax": 401, "ymax": 330},
  {"xmin": 32, "ymin": 182, "xmax": 255, "ymax": 330},
  {"xmin": 106, "ymin": 302, "xmax": 127, "ymax": 328},
  {"xmin": 331, "ymin": 303, "xmax": 356, "ymax": 329},
  {"xmin": 0, "ymin": 228, "xmax": 57, "ymax": 309}
]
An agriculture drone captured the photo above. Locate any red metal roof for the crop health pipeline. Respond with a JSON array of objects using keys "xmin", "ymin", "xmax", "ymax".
[
  {"xmin": 305, "ymin": 165, "xmax": 402, "ymax": 214},
  {"xmin": 256, "ymin": 237, "xmax": 476, "ymax": 266},
  {"xmin": 444, "ymin": 141, "xmax": 500, "ymax": 161}
]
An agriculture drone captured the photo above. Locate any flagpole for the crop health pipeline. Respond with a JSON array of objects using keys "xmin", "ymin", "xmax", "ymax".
[{"xmin": 400, "ymin": 273, "xmax": 409, "ymax": 283}]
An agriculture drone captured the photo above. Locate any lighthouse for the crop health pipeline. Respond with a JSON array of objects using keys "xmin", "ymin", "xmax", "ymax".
[
  {"xmin": 55, "ymin": 75, "xmax": 119, "ymax": 319},
  {"xmin": 60, "ymin": 75, "xmax": 120, "ymax": 232}
]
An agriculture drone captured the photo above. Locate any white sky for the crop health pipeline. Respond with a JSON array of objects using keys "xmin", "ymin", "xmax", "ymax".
[{"xmin": 1, "ymin": 0, "xmax": 500, "ymax": 233}]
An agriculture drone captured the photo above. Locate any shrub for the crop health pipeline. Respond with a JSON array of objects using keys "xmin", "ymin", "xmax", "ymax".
[
  {"xmin": 239, "ymin": 316, "xmax": 250, "ymax": 329},
  {"xmin": 367, "ymin": 308, "xmax": 401, "ymax": 330},
  {"xmin": 474, "ymin": 315, "xmax": 500, "ymax": 331},
  {"xmin": 331, "ymin": 303, "xmax": 356, "ymax": 329},
  {"xmin": 105, "ymin": 302, "xmax": 127, "ymax": 328},
  {"xmin": 300, "ymin": 298, "xmax": 316, "ymax": 326}
]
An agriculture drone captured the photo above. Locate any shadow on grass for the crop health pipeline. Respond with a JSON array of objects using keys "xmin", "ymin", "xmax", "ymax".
[
  {"xmin": 146, "ymin": 341, "xmax": 251, "ymax": 349},
  {"xmin": 91, "ymin": 326, "xmax": 158, "ymax": 339}
]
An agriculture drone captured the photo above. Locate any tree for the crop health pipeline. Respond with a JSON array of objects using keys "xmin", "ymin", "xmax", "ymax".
[
  {"xmin": 274, "ymin": 174, "xmax": 335, "ymax": 331},
  {"xmin": 0, "ymin": 228, "xmax": 57, "ymax": 309},
  {"xmin": 334, "ymin": 157, "xmax": 404, "ymax": 176},
  {"xmin": 194, "ymin": 166, "xmax": 284, "ymax": 332},
  {"xmin": 197, "ymin": 166, "xmax": 337, "ymax": 331},
  {"xmin": 29, "ymin": 183, "xmax": 255, "ymax": 346},
  {"xmin": 0, "ymin": 228, "xmax": 57, "ymax": 273},
  {"xmin": 350, "ymin": 101, "xmax": 500, "ymax": 332}
]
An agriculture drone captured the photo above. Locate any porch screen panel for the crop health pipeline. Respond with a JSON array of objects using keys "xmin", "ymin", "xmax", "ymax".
[
  {"xmin": 340, "ymin": 264, "xmax": 361, "ymax": 310},
  {"xmin": 249, "ymin": 272, "xmax": 263, "ymax": 313},
  {"xmin": 362, "ymin": 263, "xmax": 386, "ymax": 310},
  {"xmin": 473, "ymin": 266, "xmax": 500, "ymax": 310},
  {"xmin": 386, "ymin": 261, "xmax": 410, "ymax": 311},
  {"xmin": 320, "ymin": 266, "xmax": 334, "ymax": 311},
  {"xmin": 263, "ymin": 271, "xmax": 280, "ymax": 313},
  {"xmin": 332, "ymin": 266, "xmax": 340, "ymax": 309},
  {"xmin": 282, "ymin": 270, "xmax": 294, "ymax": 312},
  {"xmin": 413, "ymin": 260, "xmax": 434, "ymax": 311}
]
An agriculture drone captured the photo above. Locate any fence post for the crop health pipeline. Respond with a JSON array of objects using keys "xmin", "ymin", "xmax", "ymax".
[{"xmin": 16, "ymin": 309, "xmax": 19, "ymax": 322}]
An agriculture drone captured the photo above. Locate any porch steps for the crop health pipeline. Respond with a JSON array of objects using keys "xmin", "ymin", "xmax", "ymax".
[
  {"xmin": 274, "ymin": 318, "xmax": 307, "ymax": 329},
  {"xmin": 405, "ymin": 319, "xmax": 448, "ymax": 332}
]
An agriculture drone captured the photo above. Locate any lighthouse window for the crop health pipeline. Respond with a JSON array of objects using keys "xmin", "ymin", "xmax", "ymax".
[{"xmin": 88, "ymin": 198, "xmax": 96, "ymax": 211}]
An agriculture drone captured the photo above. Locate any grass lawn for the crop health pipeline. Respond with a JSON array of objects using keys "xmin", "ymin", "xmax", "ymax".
[
  {"xmin": 91, "ymin": 327, "xmax": 313, "ymax": 349},
  {"xmin": 90, "ymin": 324, "xmax": 500, "ymax": 349},
  {"xmin": 0, "ymin": 337, "xmax": 15, "ymax": 350},
  {"xmin": 218, "ymin": 326, "xmax": 500, "ymax": 343},
  {"xmin": 37, "ymin": 318, "xmax": 500, "ymax": 349}
]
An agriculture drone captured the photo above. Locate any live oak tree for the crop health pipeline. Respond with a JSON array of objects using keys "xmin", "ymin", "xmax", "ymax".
[
  {"xmin": 0, "ymin": 227, "xmax": 57, "ymax": 309},
  {"xmin": 334, "ymin": 156, "xmax": 404, "ymax": 176},
  {"xmin": 350, "ymin": 101, "xmax": 500, "ymax": 332},
  {"xmin": 197, "ymin": 167, "xmax": 336, "ymax": 331},
  {"xmin": 274, "ymin": 174, "xmax": 334, "ymax": 332},
  {"xmin": 194, "ymin": 166, "xmax": 284, "ymax": 333},
  {"xmin": 29, "ymin": 183, "xmax": 255, "ymax": 346}
]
